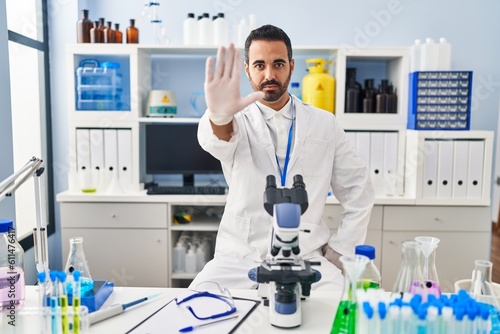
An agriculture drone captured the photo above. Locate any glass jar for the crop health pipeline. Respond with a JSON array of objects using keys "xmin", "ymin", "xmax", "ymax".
[
  {"xmin": 126, "ymin": 19, "xmax": 139, "ymax": 44},
  {"xmin": 76, "ymin": 9, "xmax": 93, "ymax": 43}
]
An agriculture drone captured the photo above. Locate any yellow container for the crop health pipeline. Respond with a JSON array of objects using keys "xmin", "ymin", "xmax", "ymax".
[{"xmin": 302, "ymin": 58, "xmax": 335, "ymax": 113}]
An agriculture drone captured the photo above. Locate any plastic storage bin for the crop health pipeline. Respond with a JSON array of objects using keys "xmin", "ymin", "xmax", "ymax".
[
  {"xmin": 76, "ymin": 60, "xmax": 124, "ymax": 111},
  {"xmin": 407, "ymin": 71, "xmax": 472, "ymax": 130}
]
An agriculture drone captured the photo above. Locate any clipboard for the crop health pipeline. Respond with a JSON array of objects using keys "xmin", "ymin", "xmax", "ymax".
[{"xmin": 126, "ymin": 291, "xmax": 260, "ymax": 334}]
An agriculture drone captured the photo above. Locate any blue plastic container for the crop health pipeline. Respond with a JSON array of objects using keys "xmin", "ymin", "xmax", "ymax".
[
  {"xmin": 76, "ymin": 60, "xmax": 124, "ymax": 111},
  {"xmin": 407, "ymin": 71, "xmax": 472, "ymax": 130}
]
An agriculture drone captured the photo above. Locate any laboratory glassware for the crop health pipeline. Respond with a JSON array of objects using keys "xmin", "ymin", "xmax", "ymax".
[
  {"xmin": 0, "ymin": 219, "xmax": 25, "ymax": 309},
  {"xmin": 345, "ymin": 67, "xmax": 362, "ymax": 113},
  {"xmin": 415, "ymin": 236, "xmax": 441, "ymax": 297},
  {"xmin": 103, "ymin": 21, "xmax": 115, "ymax": 43},
  {"xmin": 114, "ymin": 23, "xmax": 123, "ymax": 44},
  {"xmin": 392, "ymin": 240, "xmax": 426, "ymax": 298},
  {"xmin": 331, "ymin": 254, "xmax": 369, "ymax": 334},
  {"xmin": 90, "ymin": 21, "xmax": 103, "ymax": 43},
  {"xmin": 76, "ymin": 9, "xmax": 93, "ymax": 43},
  {"xmin": 376, "ymin": 79, "xmax": 390, "ymax": 113},
  {"xmin": 64, "ymin": 237, "xmax": 94, "ymax": 296},
  {"xmin": 470, "ymin": 260, "xmax": 498, "ymax": 300},
  {"xmin": 355, "ymin": 244, "xmax": 381, "ymax": 289},
  {"xmin": 362, "ymin": 78, "xmax": 376, "ymax": 113},
  {"xmin": 126, "ymin": 19, "xmax": 139, "ymax": 44}
]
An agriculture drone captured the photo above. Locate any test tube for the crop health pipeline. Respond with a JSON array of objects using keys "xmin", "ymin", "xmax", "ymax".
[
  {"xmin": 73, "ymin": 270, "xmax": 82, "ymax": 334},
  {"xmin": 58, "ymin": 272, "xmax": 70, "ymax": 334},
  {"xmin": 37, "ymin": 271, "xmax": 47, "ymax": 308},
  {"xmin": 49, "ymin": 270, "xmax": 61, "ymax": 334}
]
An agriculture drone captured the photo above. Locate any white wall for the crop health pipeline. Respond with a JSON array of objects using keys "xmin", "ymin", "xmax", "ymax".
[{"xmin": 47, "ymin": 0, "xmax": 500, "ymax": 268}]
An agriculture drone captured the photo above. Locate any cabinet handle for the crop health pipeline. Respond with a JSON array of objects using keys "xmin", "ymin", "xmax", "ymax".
[
  {"xmin": 434, "ymin": 217, "xmax": 441, "ymax": 222},
  {"xmin": 156, "ymin": 239, "xmax": 161, "ymax": 243},
  {"xmin": 389, "ymin": 240, "xmax": 396, "ymax": 246},
  {"xmin": 111, "ymin": 214, "xmax": 116, "ymax": 218}
]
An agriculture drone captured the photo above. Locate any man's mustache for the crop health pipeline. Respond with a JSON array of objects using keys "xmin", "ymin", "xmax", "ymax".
[{"xmin": 260, "ymin": 80, "xmax": 281, "ymax": 90}]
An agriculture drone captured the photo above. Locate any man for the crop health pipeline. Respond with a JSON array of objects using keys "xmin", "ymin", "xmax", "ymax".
[{"xmin": 191, "ymin": 25, "xmax": 374, "ymax": 290}]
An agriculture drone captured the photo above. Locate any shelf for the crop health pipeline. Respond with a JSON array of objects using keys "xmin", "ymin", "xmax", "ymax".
[
  {"xmin": 138, "ymin": 117, "xmax": 200, "ymax": 123},
  {"xmin": 171, "ymin": 272, "xmax": 198, "ymax": 279},
  {"xmin": 170, "ymin": 222, "xmax": 219, "ymax": 231}
]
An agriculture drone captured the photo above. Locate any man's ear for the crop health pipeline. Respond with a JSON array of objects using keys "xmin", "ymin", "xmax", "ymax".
[{"xmin": 244, "ymin": 62, "xmax": 250, "ymax": 78}]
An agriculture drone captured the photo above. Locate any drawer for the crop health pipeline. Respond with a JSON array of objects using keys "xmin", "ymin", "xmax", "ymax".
[
  {"xmin": 322, "ymin": 205, "xmax": 382, "ymax": 230},
  {"xmin": 61, "ymin": 203, "xmax": 168, "ymax": 228},
  {"xmin": 383, "ymin": 206, "xmax": 490, "ymax": 232}
]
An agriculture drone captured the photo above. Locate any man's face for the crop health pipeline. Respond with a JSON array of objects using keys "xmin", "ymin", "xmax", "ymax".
[{"xmin": 244, "ymin": 40, "xmax": 294, "ymax": 104}]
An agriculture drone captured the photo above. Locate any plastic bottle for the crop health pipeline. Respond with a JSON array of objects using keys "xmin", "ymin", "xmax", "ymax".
[
  {"xmin": 196, "ymin": 243, "xmax": 207, "ymax": 271},
  {"xmin": 183, "ymin": 13, "xmax": 198, "ymax": 45},
  {"xmin": 410, "ymin": 39, "xmax": 422, "ymax": 72},
  {"xmin": 438, "ymin": 37, "xmax": 452, "ymax": 71},
  {"xmin": 173, "ymin": 242, "xmax": 186, "ymax": 273},
  {"xmin": 126, "ymin": 19, "xmax": 139, "ymax": 44},
  {"xmin": 103, "ymin": 21, "xmax": 115, "ymax": 43},
  {"xmin": 237, "ymin": 18, "xmax": 249, "ymax": 46},
  {"xmin": 420, "ymin": 38, "xmax": 439, "ymax": 71},
  {"xmin": 355, "ymin": 245, "xmax": 381, "ymax": 289},
  {"xmin": 185, "ymin": 246, "xmax": 197, "ymax": 273},
  {"xmin": 248, "ymin": 14, "xmax": 257, "ymax": 31},
  {"xmin": 198, "ymin": 13, "xmax": 213, "ymax": 46},
  {"xmin": 213, "ymin": 13, "xmax": 229, "ymax": 46},
  {"xmin": 0, "ymin": 219, "xmax": 25, "ymax": 309},
  {"xmin": 76, "ymin": 9, "xmax": 93, "ymax": 43},
  {"xmin": 302, "ymin": 58, "xmax": 335, "ymax": 113},
  {"xmin": 114, "ymin": 23, "xmax": 123, "ymax": 44},
  {"xmin": 289, "ymin": 82, "xmax": 302, "ymax": 100},
  {"xmin": 345, "ymin": 67, "xmax": 362, "ymax": 113}
]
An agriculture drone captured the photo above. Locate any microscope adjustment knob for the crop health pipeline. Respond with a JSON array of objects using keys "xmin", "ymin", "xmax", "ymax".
[
  {"xmin": 292, "ymin": 246, "xmax": 300, "ymax": 255},
  {"xmin": 282, "ymin": 249, "xmax": 291, "ymax": 257},
  {"xmin": 271, "ymin": 246, "xmax": 280, "ymax": 257},
  {"xmin": 248, "ymin": 267, "xmax": 258, "ymax": 282}
]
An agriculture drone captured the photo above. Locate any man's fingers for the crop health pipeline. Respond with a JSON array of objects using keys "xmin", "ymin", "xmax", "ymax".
[
  {"xmin": 231, "ymin": 48, "xmax": 242, "ymax": 81},
  {"xmin": 205, "ymin": 57, "xmax": 214, "ymax": 83},
  {"xmin": 239, "ymin": 91, "xmax": 265, "ymax": 110},
  {"xmin": 214, "ymin": 46, "xmax": 226, "ymax": 78},
  {"xmin": 224, "ymin": 44, "xmax": 235, "ymax": 79}
]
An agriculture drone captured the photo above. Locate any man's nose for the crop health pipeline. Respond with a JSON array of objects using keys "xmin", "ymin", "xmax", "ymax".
[{"xmin": 264, "ymin": 67, "xmax": 276, "ymax": 81}]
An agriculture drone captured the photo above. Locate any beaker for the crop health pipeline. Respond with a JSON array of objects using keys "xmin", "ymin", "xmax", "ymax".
[
  {"xmin": 415, "ymin": 236, "xmax": 441, "ymax": 297},
  {"xmin": 470, "ymin": 260, "xmax": 497, "ymax": 297},
  {"xmin": 64, "ymin": 237, "xmax": 94, "ymax": 295},
  {"xmin": 330, "ymin": 254, "xmax": 369, "ymax": 334},
  {"xmin": 392, "ymin": 240, "xmax": 426, "ymax": 298}
]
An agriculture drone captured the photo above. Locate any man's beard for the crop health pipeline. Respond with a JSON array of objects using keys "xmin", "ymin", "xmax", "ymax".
[{"xmin": 249, "ymin": 72, "xmax": 292, "ymax": 102}]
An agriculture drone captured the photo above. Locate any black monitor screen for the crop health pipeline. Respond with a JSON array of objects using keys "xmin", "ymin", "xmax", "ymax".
[{"xmin": 145, "ymin": 123, "xmax": 222, "ymax": 176}]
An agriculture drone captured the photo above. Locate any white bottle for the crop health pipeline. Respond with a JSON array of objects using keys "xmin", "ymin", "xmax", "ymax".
[
  {"xmin": 198, "ymin": 13, "xmax": 213, "ymax": 46},
  {"xmin": 183, "ymin": 13, "xmax": 198, "ymax": 45},
  {"xmin": 214, "ymin": 13, "xmax": 229, "ymax": 46},
  {"xmin": 237, "ymin": 18, "xmax": 249, "ymax": 47},
  {"xmin": 248, "ymin": 14, "xmax": 257, "ymax": 31},
  {"xmin": 410, "ymin": 39, "xmax": 422, "ymax": 73},
  {"xmin": 420, "ymin": 38, "xmax": 439, "ymax": 71},
  {"xmin": 196, "ymin": 244, "xmax": 206, "ymax": 271},
  {"xmin": 185, "ymin": 246, "xmax": 197, "ymax": 273},
  {"xmin": 173, "ymin": 242, "xmax": 186, "ymax": 273},
  {"xmin": 438, "ymin": 37, "xmax": 452, "ymax": 71}
]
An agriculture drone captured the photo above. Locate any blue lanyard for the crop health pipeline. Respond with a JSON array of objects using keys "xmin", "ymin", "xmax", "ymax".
[{"xmin": 255, "ymin": 96, "xmax": 295, "ymax": 187}]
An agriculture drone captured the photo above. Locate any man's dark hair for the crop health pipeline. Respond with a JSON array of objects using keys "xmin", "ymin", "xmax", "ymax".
[{"xmin": 244, "ymin": 25, "xmax": 293, "ymax": 64}]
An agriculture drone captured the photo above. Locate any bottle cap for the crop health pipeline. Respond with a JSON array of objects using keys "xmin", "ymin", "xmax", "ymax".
[
  {"xmin": 291, "ymin": 82, "xmax": 300, "ymax": 88},
  {"xmin": 425, "ymin": 37, "xmax": 435, "ymax": 43},
  {"xmin": 355, "ymin": 245, "xmax": 376, "ymax": 260},
  {"xmin": 218, "ymin": 13, "xmax": 225, "ymax": 18},
  {"xmin": 187, "ymin": 13, "xmax": 195, "ymax": 19},
  {"xmin": 203, "ymin": 13, "xmax": 209, "ymax": 18},
  {"xmin": 0, "ymin": 219, "xmax": 14, "ymax": 232},
  {"xmin": 100, "ymin": 61, "xmax": 120, "ymax": 69},
  {"xmin": 439, "ymin": 37, "xmax": 447, "ymax": 43}
]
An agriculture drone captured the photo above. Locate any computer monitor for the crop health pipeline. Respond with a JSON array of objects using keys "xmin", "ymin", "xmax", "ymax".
[{"xmin": 145, "ymin": 122, "xmax": 222, "ymax": 186}]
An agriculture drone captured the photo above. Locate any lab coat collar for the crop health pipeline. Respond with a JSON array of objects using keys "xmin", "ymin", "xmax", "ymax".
[
  {"xmin": 255, "ymin": 97, "xmax": 293, "ymax": 121},
  {"xmin": 243, "ymin": 96, "xmax": 310, "ymax": 183}
]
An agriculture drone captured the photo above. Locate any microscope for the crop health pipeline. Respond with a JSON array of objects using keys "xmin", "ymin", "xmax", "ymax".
[{"xmin": 248, "ymin": 174, "xmax": 321, "ymax": 328}]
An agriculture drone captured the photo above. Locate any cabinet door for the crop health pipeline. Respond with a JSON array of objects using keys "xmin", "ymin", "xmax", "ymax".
[
  {"xmin": 381, "ymin": 231, "xmax": 490, "ymax": 292},
  {"xmin": 62, "ymin": 228, "xmax": 168, "ymax": 287}
]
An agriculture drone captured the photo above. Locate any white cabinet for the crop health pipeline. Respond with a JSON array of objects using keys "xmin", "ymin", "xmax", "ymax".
[
  {"xmin": 60, "ymin": 202, "xmax": 169, "ymax": 287},
  {"xmin": 380, "ymin": 205, "xmax": 491, "ymax": 292}
]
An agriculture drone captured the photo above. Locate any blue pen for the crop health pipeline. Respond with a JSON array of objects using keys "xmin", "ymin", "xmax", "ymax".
[{"xmin": 178, "ymin": 315, "xmax": 239, "ymax": 332}]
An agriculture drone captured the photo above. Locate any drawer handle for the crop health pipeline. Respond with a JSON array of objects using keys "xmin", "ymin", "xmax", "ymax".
[
  {"xmin": 434, "ymin": 217, "xmax": 441, "ymax": 222},
  {"xmin": 389, "ymin": 240, "xmax": 396, "ymax": 246},
  {"xmin": 111, "ymin": 214, "xmax": 116, "ymax": 218},
  {"xmin": 157, "ymin": 239, "xmax": 161, "ymax": 243}
]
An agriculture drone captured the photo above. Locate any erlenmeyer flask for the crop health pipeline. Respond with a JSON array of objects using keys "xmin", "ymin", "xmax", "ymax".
[
  {"xmin": 64, "ymin": 237, "xmax": 94, "ymax": 295},
  {"xmin": 415, "ymin": 236, "xmax": 441, "ymax": 297},
  {"xmin": 392, "ymin": 240, "xmax": 426, "ymax": 298},
  {"xmin": 331, "ymin": 254, "xmax": 369, "ymax": 334}
]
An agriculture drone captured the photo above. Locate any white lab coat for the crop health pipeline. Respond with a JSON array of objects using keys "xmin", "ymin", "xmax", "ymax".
[{"xmin": 197, "ymin": 96, "xmax": 374, "ymax": 263}]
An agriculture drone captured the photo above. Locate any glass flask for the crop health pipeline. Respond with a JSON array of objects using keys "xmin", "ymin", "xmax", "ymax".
[
  {"xmin": 64, "ymin": 237, "xmax": 94, "ymax": 296},
  {"xmin": 76, "ymin": 9, "xmax": 93, "ymax": 43},
  {"xmin": 126, "ymin": 19, "xmax": 139, "ymax": 44},
  {"xmin": 355, "ymin": 245, "xmax": 381, "ymax": 289},
  {"xmin": 415, "ymin": 236, "xmax": 441, "ymax": 297},
  {"xmin": 345, "ymin": 68, "xmax": 362, "ymax": 113},
  {"xmin": 392, "ymin": 240, "xmax": 426, "ymax": 298},
  {"xmin": 331, "ymin": 254, "xmax": 369, "ymax": 334},
  {"xmin": 114, "ymin": 23, "xmax": 123, "ymax": 43}
]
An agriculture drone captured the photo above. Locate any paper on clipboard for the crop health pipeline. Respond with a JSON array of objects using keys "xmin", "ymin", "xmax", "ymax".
[{"xmin": 126, "ymin": 290, "xmax": 260, "ymax": 334}]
